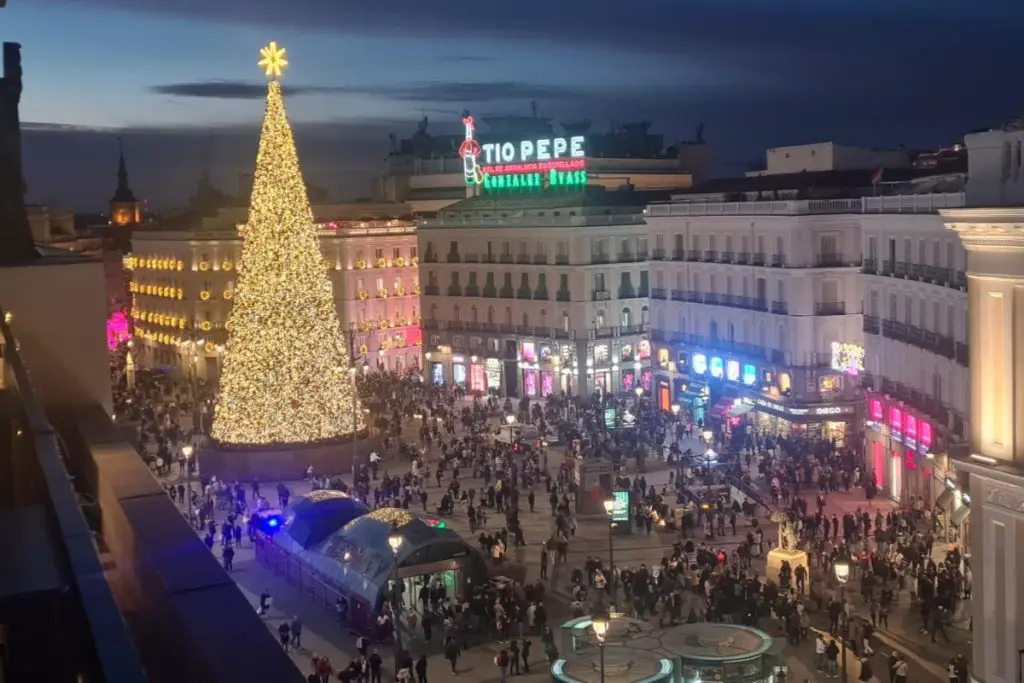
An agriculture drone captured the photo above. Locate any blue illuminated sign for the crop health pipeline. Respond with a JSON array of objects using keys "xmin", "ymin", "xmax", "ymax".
[
  {"xmin": 692, "ymin": 353, "xmax": 708, "ymax": 375},
  {"xmin": 742, "ymin": 363, "xmax": 757, "ymax": 386},
  {"xmin": 709, "ymin": 357, "xmax": 724, "ymax": 379},
  {"xmin": 726, "ymin": 360, "xmax": 740, "ymax": 382}
]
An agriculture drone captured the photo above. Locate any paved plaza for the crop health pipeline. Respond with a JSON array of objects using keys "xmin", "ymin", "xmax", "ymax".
[{"xmin": 148, "ymin": 410, "xmax": 970, "ymax": 683}]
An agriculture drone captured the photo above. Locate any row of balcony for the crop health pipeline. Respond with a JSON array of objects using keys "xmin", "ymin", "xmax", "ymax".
[
  {"xmin": 592, "ymin": 288, "xmax": 648, "ymax": 301},
  {"xmin": 421, "ymin": 320, "xmax": 649, "ymax": 339},
  {"xmin": 425, "ymin": 252, "xmax": 648, "ymax": 266},
  {"xmin": 862, "ymin": 315, "xmax": 969, "ymax": 367},
  {"xmin": 649, "ymin": 249, "xmax": 859, "ymax": 269},
  {"xmin": 862, "ymin": 259, "xmax": 967, "ymax": 292},
  {"xmin": 863, "ymin": 374, "xmax": 963, "ymax": 437},
  {"xmin": 653, "ymin": 290, "xmax": 845, "ymax": 316},
  {"xmin": 424, "ymin": 284, "xmax": 572, "ymax": 302}
]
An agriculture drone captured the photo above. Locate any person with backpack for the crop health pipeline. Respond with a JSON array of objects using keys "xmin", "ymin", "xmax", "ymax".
[{"xmin": 825, "ymin": 637, "xmax": 840, "ymax": 678}]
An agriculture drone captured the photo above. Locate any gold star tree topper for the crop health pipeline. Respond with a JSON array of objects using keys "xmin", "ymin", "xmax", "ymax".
[{"xmin": 258, "ymin": 41, "xmax": 289, "ymax": 79}]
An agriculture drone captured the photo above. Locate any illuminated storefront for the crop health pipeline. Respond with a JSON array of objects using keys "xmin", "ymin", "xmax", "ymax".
[
  {"xmin": 738, "ymin": 396, "xmax": 857, "ymax": 445},
  {"xmin": 864, "ymin": 391, "xmax": 960, "ymax": 514}
]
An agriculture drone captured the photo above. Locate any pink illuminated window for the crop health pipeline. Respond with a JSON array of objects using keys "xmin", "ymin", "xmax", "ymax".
[
  {"xmin": 889, "ymin": 406, "xmax": 903, "ymax": 435},
  {"xmin": 920, "ymin": 420, "xmax": 933, "ymax": 449},
  {"xmin": 470, "ymin": 364, "xmax": 486, "ymax": 393},
  {"xmin": 869, "ymin": 398, "xmax": 884, "ymax": 422},
  {"xmin": 905, "ymin": 414, "xmax": 918, "ymax": 443}
]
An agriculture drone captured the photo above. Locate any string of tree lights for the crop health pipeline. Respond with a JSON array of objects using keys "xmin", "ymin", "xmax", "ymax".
[{"xmin": 211, "ymin": 43, "xmax": 362, "ymax": 446}]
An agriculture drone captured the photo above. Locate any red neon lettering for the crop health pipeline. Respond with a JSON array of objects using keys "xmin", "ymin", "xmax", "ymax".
[{"xmin": 480, "ymin": 159, "xmax": 586, "ymax": 175}]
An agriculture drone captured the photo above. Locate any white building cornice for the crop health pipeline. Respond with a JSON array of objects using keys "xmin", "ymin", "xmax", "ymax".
[{"xmin": 941, "ymin": 207, "xmax": 1024, "ymax": 252}]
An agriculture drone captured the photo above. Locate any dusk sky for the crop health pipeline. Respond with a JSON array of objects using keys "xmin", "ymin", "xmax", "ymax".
[{"xmin": 5, "ymin": 0, "xmax": 1024, "ymax": 210}]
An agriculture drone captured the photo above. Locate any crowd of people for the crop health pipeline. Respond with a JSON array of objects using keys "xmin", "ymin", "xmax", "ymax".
[{"xmin": 112, "ymin": 360, "xmax": 972, "ymax": 683}]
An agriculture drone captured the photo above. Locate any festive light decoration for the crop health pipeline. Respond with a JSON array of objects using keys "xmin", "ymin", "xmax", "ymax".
[
  {"xmin": 212, "ymin": 47, "xmax": 361, "ymax": 446},
  {"xmin": 258, "ymin": 41, "xmax": 289, "ymax": 78},
  {"xmin": 106, "ymin": 311, "xmax": 131, "ymax": 350}
]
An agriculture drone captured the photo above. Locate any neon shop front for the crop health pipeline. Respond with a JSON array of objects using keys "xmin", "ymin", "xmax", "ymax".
[{"xmin": 864, "ymin": 393, "xmax": 940, "ymax": 505}]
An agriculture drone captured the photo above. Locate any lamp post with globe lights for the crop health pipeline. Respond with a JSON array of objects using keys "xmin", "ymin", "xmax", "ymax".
[
  {"xmin": 834, "ymin": 557, "xmax": 851, "ymax": 683},
  {"xmin": 505, "ymin": 413, "xmax": 516, "ymax": 442},
  {"xmin": 592, "ymin": 608, "xmax": 609, "ymax": 683},
  {"xmin": 387, "ymin": 530, "xmax": 405, "ymax": 663},
  {"xmin": 181, "ymin": 444, "xmax": 194, "ymax": 527}
]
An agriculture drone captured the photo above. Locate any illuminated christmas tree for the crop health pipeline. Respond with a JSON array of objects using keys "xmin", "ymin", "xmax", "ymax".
[{"xmin": 212, "ymin": 42, "xmax": 361, "ymax": 445}]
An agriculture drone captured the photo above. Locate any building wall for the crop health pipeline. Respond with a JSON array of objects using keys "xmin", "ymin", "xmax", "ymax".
[
  {"xmin": 417, "ymin": 211, "xmax": 652, "ymax": 396},
  {"xmin": 965, "ymin": 127, "xmax": 1024, "ymax": 207},
  {"xmin": 129, "ymin": 222, "xmax": 421, "ymax": 380},
  {"xmin": 765, "ymin": 142, "xmax": 910, "ymax": 175}
]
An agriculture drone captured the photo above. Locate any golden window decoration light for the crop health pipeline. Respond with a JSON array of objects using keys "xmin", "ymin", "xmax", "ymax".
[
  {"xmin": 178, "ymin": 319, "xmax": 186, "ymax": 329},
  {"xmin": 200, "ymin": 291, "xmax": 211, "ymax": 301},
  {"xmin": 410, "ymin": 256, "xmax": 418, "ymax": 267},
  {"xmin": 357, "ymin": 288, "xmax": 369, "ymax": 300},
  {"xmin": 355, "ymin": 259, "xmax": 368, "ymax": 270},
  {"xmin": 222, "ymin": 260, "xmax": 234, "ymax": 271},
  {"xmin": 205, "ymin": 341, "xmax": 216, "ymax": 353},
  {"xmin": 378, "ymin": 320, "xmax": 390, "ymax": 330},
  {"xmin": 177, "ymin": 288, "xmax": 184, "ymax": 300},
  {"xmin": 412, "ymin": 284, "xmax": 421, "ymax": 295},
  {"xmin": 375, "ymin": 257, "xmax": 387, "ymax": 269},
  {"xmin": 200, "ymin": 321, "xmax": 212, "ymax": 332},
  {"xmin": 394, "ymin": 256, "xmax": 406, "ymax": 267},
  {"xmin": 395, "ymin": 285, "xmax": 406, "ymax": 296},
  {"xmin": 377, "ymin": 288, "xmax": 389, "ymax": 298},
  {"xmin": 224, "ymin": 290, "xmax": 234, "ymax": 299},
  {"xmin": 199, "ymin": 261, "xmax": 211, "ymax": 272},
  {"xmin": 176, "ymin": 260, "xmax": 184, "ymax": 271},
  {"xmin": 358, "ymin": 343, "xmax": 369, "ymax": 356}
]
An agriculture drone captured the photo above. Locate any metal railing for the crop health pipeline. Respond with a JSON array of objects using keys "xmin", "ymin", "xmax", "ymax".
[
  {"xmin": 814, "ymin": 301, "xmax": 847, "ymax": 315},
  {"xmin": 647, "ymin": 192, "xmax": 966, "ymax": 217}
]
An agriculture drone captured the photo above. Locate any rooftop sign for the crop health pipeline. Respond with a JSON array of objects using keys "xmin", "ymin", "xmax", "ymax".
[{"xmin": 459, "ymin": 112, "xmax": 587, "ymax": 191}]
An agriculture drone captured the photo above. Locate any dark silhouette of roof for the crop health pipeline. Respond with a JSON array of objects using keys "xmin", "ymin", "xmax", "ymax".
[
  {"xmin": 110, "ymin": 139, "xmax": 137, "ymax": 204},
  {"xmin": 676, "ymin": 165, "xmax": 964, "ymax": 198}
]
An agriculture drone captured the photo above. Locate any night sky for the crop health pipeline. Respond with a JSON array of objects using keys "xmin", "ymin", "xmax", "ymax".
[{"xmin": 6, "ymin": 0, "xmax": 1024, "ymax": 211}]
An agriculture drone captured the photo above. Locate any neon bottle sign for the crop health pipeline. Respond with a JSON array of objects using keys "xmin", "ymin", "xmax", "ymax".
[{"xmin": 458, "ymin": 112, "xmax": 483, "ymax": 186}]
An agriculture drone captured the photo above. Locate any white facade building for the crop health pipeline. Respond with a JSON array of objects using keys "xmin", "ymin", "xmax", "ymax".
[
  {"xmin": 860, "ymin": 211, "xmax": 970, "ymax": 507},
  {"xmin": 755, "ymin": 142, "xmax": 911, "ymax": 176},
  {"xmin": 128, "ymin": 217, "xmax": 421, "ymax": 380},
  {"xmin": 645, "ymin": 160, "xmax": 968, "ymax": 466},
  {"xmin": 417, "ymin": 188, "xmax": 656, "ymax": 397}
]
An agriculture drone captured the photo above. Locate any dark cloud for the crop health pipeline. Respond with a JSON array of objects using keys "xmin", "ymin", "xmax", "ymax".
[
  {"xmin": 21, "ymin": 119, "xmax": 410, "ymax": 211},
  {"xmin": 345, "ymin": 81, "xmax": 593, "ymax": 103},
  {"xmin": 149, "ymin": 80, "xmax": 592, "ymax": 103},
  {"xmin": 150, "ymin": 80, "xmax": 344, "ymax": 100}
]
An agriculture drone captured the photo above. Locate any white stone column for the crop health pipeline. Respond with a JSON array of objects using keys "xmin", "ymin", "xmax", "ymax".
[{"xmin": 943, "ymin": 208, "xmax": 1024, "ymax": 683}]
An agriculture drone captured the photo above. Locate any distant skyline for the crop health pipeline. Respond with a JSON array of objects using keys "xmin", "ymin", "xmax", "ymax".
[{"xmin": 6, "ymin": 0, "xmax": 1024, "ymax": 211}]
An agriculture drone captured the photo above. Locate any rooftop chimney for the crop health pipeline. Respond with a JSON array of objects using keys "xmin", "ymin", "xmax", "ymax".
[{"xmin": 0, "ymin": 42, "xmax": 39, "ymax": 264}]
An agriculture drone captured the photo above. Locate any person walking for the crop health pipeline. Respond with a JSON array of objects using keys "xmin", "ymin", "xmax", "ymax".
[
  {"xmin": 495, "ymin": 648, "xmax": 509, "ymax": 683},
  {"xmin": 278, "ymin": 620, "xmax": 291, "ymax": 652},
  {"xmin": 290, "ymin": 616, "xmax": 303, "ymax": 650},
  {"xmin": 444, "ymin": 638, "xmax": 460, "ymax": 675},
  {"xmin": 892, "ymin": 655, "xmax": 909, "ymax": 683},
  {"xmin": 415, "ymin": 654, "xmax": 428, "ymax": 683}
]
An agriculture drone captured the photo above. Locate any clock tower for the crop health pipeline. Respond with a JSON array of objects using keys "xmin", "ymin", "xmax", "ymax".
[{"xmin": 109, "ymin": 138, "xmax": 140, "ymax": 226}]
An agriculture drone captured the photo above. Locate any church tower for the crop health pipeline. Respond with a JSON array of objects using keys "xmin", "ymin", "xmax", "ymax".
[{"xmin": 109, "ymin": 138, "xmax": 140, "ymax": 226}]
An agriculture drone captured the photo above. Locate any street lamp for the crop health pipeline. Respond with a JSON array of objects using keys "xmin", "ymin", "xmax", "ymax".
[
  {"xmin": 387, "ymin": 531, "xmax": 405, "ymax": 663},
  {"xmin": 181, "ymin": 444, "xmax": 195, "ymax": 527},
  {"xmin": 592, "ymin": 608, "xmax": 609, "ymax": 683},
  {"xmin": 833, "ymin": 558, "xmax": 851, "ymax": 683},
  {"xmin": 702, "ymin": 428, "xmax": 712, "ymax": 444},
  {"xmin": 602, "ymin": 497, "xmax": 616, "ymax": 594},
  {"xmin": 505, "ymin": 413, "xmax": 515, "ymax": 442},
  {"xmin": 671, "ymin": 403, "xmax": 680, "ymax": 416}
]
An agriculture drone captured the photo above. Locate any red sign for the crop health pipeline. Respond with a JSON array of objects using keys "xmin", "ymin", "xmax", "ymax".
[
  {"xmin": 905, "ymin": 414, "xmax": 918, "ymax": 443},
  {"xmin": 869, "ymin": 398, "xmax": 884, "ymax": 422},
  {"xmin": 889, "ymin": 406, "xmax": 903, "ymax": 435},
  {"xmin": 920, "ymin": 420, "xmax": 933, "ymax": 449}
]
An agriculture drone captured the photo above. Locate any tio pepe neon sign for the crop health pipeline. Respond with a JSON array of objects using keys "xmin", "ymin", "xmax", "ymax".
[{"xmin": 458, "ymin": 113, "xmax": 588, "ymax": 191}]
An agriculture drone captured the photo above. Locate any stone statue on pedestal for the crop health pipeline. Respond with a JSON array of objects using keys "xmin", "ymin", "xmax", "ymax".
[{"xmin": 771, "ymin": 511, "xmax": 797, "ymax": 551}]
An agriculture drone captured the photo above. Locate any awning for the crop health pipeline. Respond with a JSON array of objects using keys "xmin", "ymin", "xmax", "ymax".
[{"xmin": 729, "ymin": 402, "xmax": 755, "ymax": 417}]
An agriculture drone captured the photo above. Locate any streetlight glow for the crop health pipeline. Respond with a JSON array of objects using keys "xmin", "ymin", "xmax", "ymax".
[
  {"xmin": 603, "ymin": 497, "xmax": 615, "ymax": 515},
  {"xmin": 388, "ymin": 533, "xmax": 403, "ymax": 554},
  {"xmin": 182, "ymin": 444, "xmax": 194, "ymax": 459},
  {"xmin": 834, "ymin": 558, "xmax": 851, "ymax": 585}
]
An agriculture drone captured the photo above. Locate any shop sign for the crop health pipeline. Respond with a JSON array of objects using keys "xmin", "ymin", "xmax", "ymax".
[
  {"xmin": 742, "ymin": 363, "xmax": 757, "ymax": 386},
  {"xmin": 692, "ymin": 353, "xmax": 708, "ymax": 375},
  {"xmin": 603, "ymin": 407, "xmax": 617, "ymax": 429},
  {"xmin": 830, "ymin": 341, "xmax": 865, "ymax": 376},
  {"xmin": 726, "ymin": 360, "xmax": 740, "ymax": 382},
  {"xmin": 749, "ymin": 397, "xmax": 853, "ymax": 418},
  {"xmin": 904, "ymin": 414, "xmax": 918, "ymax": 449},
  {"xmin": 889, "ymin": 406, "xmax": 903, "ymax": 441},
  {"xmin": 919, "ymin": 420, "xmax": 933, "ymax": 450},
  {"xmin": 709, "ymin": 356, "xmax": 724, "ymax": 379},
  {"xmin": 606, "ymin": 489, "xmax": 630, "ymax": 520}
]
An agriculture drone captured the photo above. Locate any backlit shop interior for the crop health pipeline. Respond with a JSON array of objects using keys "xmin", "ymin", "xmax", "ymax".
[
  {"xmin": 659, "ymin": 348, "xmax": 858, "ymax": 445},
  {"xmin": 587, "ymin": 339, "xmax": 653, "ymax": 396},
  {"xmin": 425, "ymin": 351, "xmax": 504, "ymax": 394},
  {"xmin": 863, "ymin": 392, "xmax": 971, "ymax": 540}
]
